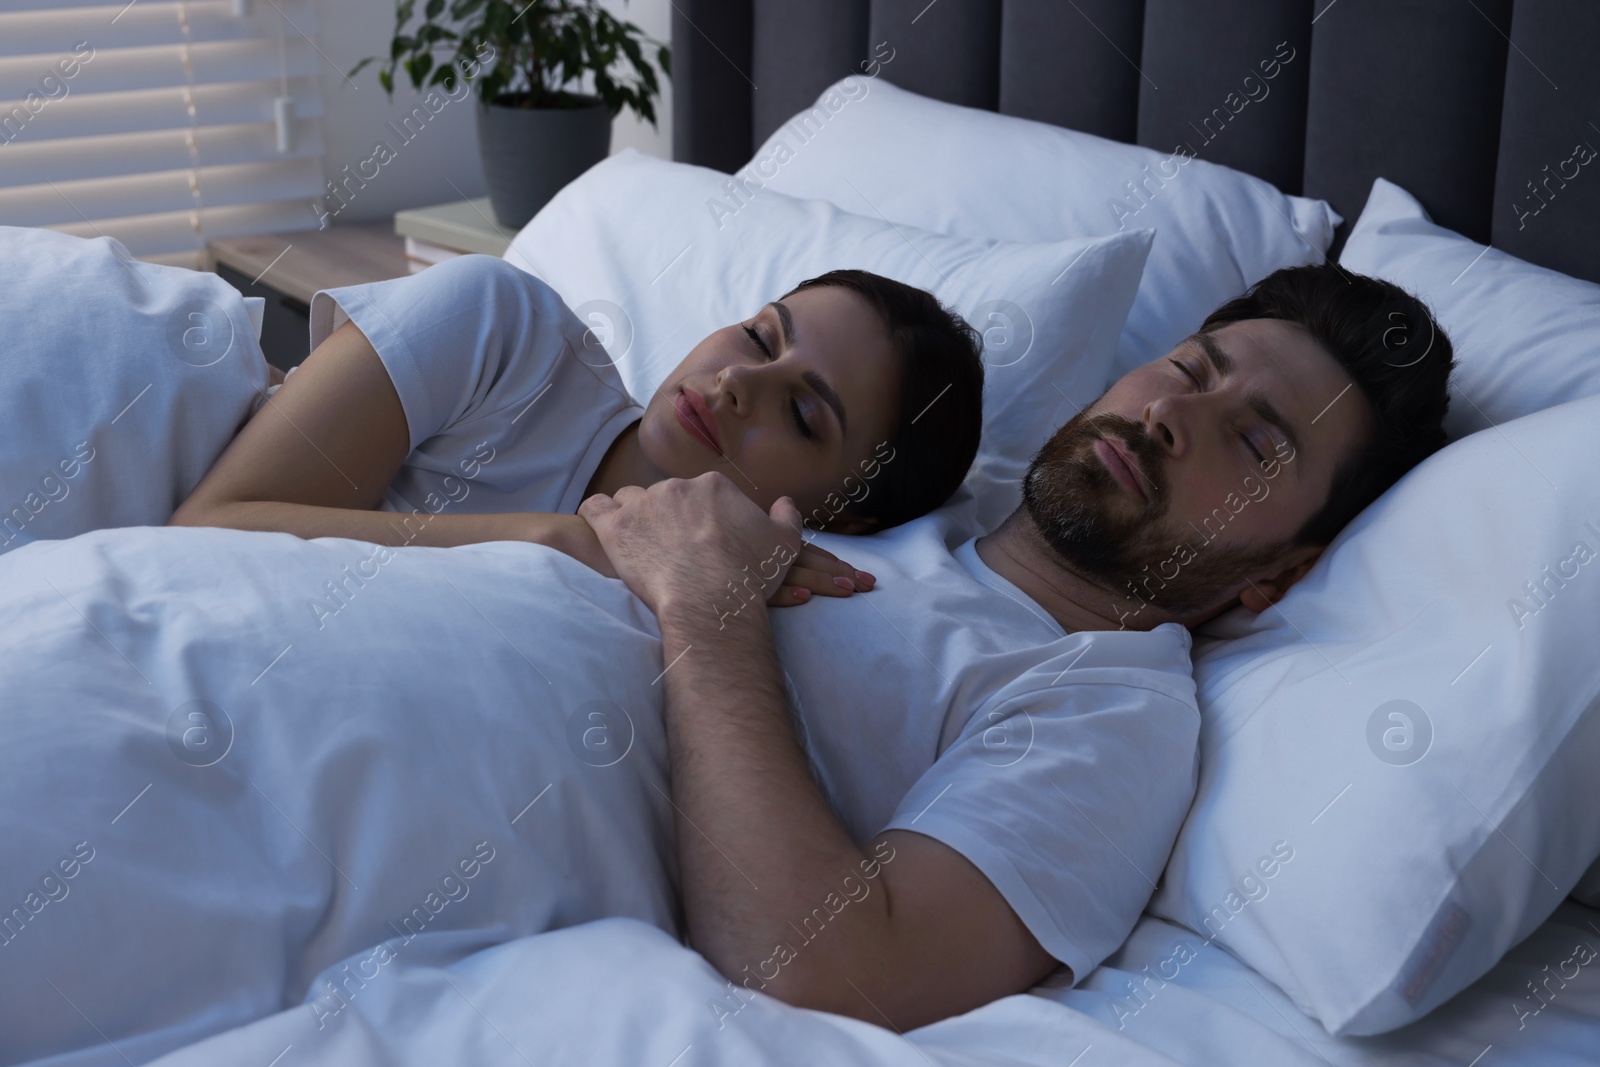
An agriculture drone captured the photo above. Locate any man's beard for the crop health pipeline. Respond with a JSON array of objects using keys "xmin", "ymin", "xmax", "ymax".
[{"xmin": 1021, "ymin": 407, "xmax": 1294, "ymax": 620}]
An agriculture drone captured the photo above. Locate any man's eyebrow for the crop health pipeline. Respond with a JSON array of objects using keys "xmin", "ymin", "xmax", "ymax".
[
  {"xmin": 1192, "ymin": 331, "xmax": 1304, "ymax": 476},
  {"xmin": 803, "ymin": 370, "xmax": 847, "ymax": 437},
  {"xmin": 1192, "ymin": 331, "xmax": 1235, "ymax": 377},
  {"xmin": 767, "ymin": 300, "xmax": 795, "ymax": 347}
]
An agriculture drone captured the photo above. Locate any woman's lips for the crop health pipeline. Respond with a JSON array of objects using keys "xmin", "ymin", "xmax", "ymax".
[
  {"xmin": 675, "ymin": 388, "xmax": 723, "ymax": 454},
  {"xmin": 1095, "ymin": 436, "xmax": 1147, "ymax": 502}
]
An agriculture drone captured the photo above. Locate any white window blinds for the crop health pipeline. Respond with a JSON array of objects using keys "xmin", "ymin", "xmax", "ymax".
[{"xmin": 0, "ymin": 0, "xmax": 327, "ymax": 268}]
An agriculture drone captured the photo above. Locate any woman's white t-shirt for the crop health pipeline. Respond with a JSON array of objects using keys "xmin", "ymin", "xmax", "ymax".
[{"xmin": 305, "ymin": 255, "xmax": 643, "ymax": 519}]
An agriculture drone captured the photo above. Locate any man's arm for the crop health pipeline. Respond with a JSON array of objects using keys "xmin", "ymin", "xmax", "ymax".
[{"xmin": 580, "ymin": 475, "xmax": 1060, "ymax": 1031}]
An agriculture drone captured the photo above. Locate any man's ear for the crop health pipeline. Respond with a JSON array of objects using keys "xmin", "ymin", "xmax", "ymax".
[
  {"xmin": 824, "ymin": 513, "xmax": 881, "ymax": 536},
  {"xmin": 1237, "ymin": 543, "xmax": 1326, "ymax": 613}
]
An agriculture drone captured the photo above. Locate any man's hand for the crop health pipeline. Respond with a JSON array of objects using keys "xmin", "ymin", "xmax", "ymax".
[
  {"xmin": 578, "ymin": 473, "xmax": 804, "ymax": 618},
  {"xmin": 519, "ymin": 512, "xmax": 617, "ymax": 578},
  {"xmin": 586, "ymin": 474, "xmax": 1060, "ymax": 1031}
]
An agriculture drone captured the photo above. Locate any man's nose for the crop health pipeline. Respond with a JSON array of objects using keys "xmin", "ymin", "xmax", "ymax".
[{"xmin": 1142, "ymin": 394, "xmax": 1188, "ymax": 457}]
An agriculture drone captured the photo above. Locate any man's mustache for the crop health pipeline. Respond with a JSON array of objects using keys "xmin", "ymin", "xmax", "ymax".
[{"xmin": 1080, "ymin": 412, "xmax": 1167, "ymax": 514}]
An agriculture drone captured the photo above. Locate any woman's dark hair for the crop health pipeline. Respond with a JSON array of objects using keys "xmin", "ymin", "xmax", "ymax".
[
  {"xmin": 1201, "ymin": 264, "xmax": 1456, "ymax": 547},
  {"xmin": 783, "ymin": 269, "xmax": 984, "ymax": 531}
]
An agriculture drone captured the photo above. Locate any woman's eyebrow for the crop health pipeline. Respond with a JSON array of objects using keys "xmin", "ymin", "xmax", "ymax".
[
  {"xmin": 767, "ymin": 300, "xmax": 796, "ymax": 347},
  {"xmin": 768, "ymin": 300, "xmax": 844, "ymax": 433},
  {"xmin": 803, "ymin": 370, "xmax": 847, "ymax": 436}
]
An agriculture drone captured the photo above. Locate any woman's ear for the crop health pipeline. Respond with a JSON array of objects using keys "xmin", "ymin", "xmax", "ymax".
[{"xmin": 824, "ymin": 513, "xmax": 881, "ymax": 536}]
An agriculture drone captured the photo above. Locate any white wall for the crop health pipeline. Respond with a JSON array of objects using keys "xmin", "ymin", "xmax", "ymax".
[
  {"xmin": 597, "ymin": 0, "xmax": 674, "ymax": 159},
  {"xmin": 312, "ymin": 0, "xmax": 671, "ymax": 224}
]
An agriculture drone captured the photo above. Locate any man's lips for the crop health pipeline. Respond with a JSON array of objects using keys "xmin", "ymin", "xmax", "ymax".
[
  {"xmin": 1095, "ymin": 436, "xmax": 1147, "ymax": 503},
  {"xmin": 675, "ymin": 388, "xmax": 723, "ymax": 454}
]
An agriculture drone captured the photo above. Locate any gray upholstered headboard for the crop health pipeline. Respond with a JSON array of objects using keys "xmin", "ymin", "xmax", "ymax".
[{"xmin": 670, "ymin": 0, "xmax": 1600, "ymax": 284}]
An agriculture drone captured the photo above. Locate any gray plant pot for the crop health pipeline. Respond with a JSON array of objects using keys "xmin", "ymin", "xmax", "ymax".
[{"xmin": 476, "ymin": 96, "xmax": 611, "ymax": 229}]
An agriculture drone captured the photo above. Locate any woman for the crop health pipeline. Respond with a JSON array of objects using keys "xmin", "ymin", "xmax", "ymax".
[{"xmin": 172, "ymin": 255, "xmax": 984, "ymax": 603}]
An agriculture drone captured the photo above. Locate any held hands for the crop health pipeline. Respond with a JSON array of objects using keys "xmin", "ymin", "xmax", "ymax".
[{"xmin": 576, "ymin": 473, "xmax": 874, "ymax": 621}]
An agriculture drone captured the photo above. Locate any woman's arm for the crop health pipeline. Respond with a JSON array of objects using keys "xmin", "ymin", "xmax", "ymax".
[
  {"xmin": 170, "ymin": 321, "xmax": 615, "ymax": 572},
  {"xmin": 178, "ymin": 319, "xmax": 856, "ymax": 592}
]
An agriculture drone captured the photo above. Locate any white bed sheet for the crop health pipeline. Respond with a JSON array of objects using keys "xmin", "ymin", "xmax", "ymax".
[
  {"xmin": 1037, "ymin": 900, "xmax": 1600, "ymax": 1066},
  {"xmin": 64, "ymin": 901, "xmax": 1590, "ymax": 1067}
]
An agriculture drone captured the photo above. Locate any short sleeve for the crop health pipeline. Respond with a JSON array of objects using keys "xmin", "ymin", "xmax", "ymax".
[
  {"xmin": 882, "ymin": 662, "xmax": 1200, "ymax": 982},
  {"xmin": 307, "ymin": 255, "xmax": 642, "ymax": 516},
  {"xmin": 308, "ymin": 255, "xmax": 633, "ymax": 452}
]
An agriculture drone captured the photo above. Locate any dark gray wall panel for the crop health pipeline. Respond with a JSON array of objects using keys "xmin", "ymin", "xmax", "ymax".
[
  {"xmin": 868, "ymin": 0, "xmax": 1001, "ymax": 110},
  {"xmin": 670, "ymin": 0, "xmax": 755, "ymax": 173},
  {"xmin": 752, "ymin": 0, "xmax": 871, "ymax": 149},
  {"xmin": 999, "ymin": 0, "xmax": 1144, "ymax": 142},
  {"xmin": 1304, "ymin": 0, "xmax": 1511, "ymax": 246},
  {"xmin": 1490, "ymin": 0, "xmax": 1600, "ymax": 284},
  {"xmin": 1137, "ymin": 0, "xmax": 1312, "ymax": 196},
  {"xmin": 673, "ymin": 0, "xmax": 1596, "ymax": 285}
]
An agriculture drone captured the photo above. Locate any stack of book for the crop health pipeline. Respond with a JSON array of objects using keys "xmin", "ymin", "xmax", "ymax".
[{"xmin": 393, "ymin": 198, "xmax": 518, "ymax": 274}]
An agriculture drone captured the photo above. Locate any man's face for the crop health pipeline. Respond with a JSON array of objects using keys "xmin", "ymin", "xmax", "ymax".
[{"xmin": 1022, "ymin": 318, "xmax": 1373, "ymax": 623}]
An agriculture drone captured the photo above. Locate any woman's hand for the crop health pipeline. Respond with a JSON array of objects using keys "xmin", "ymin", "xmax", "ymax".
[{"xmin": 768, "ymin": 541, "xmax": 876, "ymax": 608}]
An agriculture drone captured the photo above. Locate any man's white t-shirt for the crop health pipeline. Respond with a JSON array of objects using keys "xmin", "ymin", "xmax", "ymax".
[
  {"xmin": 306, "ymin": 255, "xmax": 642, "ymax": 518},
  {"xmin": 769, "ymin": 505, "xmax": 1201, "ymax": 983}
]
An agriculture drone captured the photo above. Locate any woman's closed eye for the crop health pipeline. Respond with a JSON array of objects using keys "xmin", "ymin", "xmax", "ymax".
[
  {"xmin": 743, "ymin": 323, "xmax": 773, "ymax": 359},
  {"xmin": 745, "ymin": 323, "xmax": 816, "ymax": 440}
]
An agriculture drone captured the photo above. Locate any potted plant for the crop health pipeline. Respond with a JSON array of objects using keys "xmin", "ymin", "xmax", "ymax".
[{"xmin": 353, "ymin": 0, "xmax": 669, "ymax": 228}]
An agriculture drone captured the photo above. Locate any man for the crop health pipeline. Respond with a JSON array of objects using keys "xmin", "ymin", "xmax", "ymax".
[{"xmin": 579, "ymin": 265, "xmax": 1455, "ymax": 1031}]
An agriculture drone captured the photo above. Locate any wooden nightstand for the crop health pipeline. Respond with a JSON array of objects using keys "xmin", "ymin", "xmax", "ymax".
[{"xmin": 209, "ymin": 223, "xmax": 408, "ymax": 372}]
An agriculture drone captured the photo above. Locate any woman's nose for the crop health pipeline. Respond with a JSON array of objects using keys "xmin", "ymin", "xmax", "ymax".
[{"xmin": 715, "ymin": 363, "xmax": 751, "ymax": 414}]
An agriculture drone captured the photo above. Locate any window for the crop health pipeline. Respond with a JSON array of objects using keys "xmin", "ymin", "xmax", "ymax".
[{"xmin": 0, "ymin": 0, "xmax": 328, "ymax": 267}]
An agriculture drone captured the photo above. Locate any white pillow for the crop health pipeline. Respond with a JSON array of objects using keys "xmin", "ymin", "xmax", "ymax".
[
  {"xmin": 0, "ymin": 226, "xmax": 269, "ymax": 556},
  {"xmin": 1150, "ymin": 390, "xmax": 1600, "ymax": 1036},
  {"xmin": 505, "ymin": 149, "xmax": 1153, "ymax": 531},
  {"xmin": 743, "ymin": 76, "xmax": 1338, "ymax": 379},
  {"xmin": 1340, "ymin": 177, "xmax": 1600, "ymax": 440}
]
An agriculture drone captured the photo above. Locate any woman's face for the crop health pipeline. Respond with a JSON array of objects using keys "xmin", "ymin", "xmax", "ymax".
[{"xmin": 636, "ymin": 285, "xmax": 901, "ymax": 527}]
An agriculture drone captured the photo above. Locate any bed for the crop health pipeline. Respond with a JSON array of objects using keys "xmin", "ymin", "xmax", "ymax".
[{"xmin": 4, "ymin": 0, "xmax": 1600, "ymax": 1064}]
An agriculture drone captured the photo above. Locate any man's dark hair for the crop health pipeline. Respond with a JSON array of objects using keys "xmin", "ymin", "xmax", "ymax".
[
  {"xmin": 784, "ymin": 269, "xmax": 984, "ymax": 531},
  {"xmin": 1201, "ymin": 264, "xmax": 1456, "ymax": 547}
]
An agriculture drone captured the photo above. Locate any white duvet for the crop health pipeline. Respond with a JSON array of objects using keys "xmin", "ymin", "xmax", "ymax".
[
  {"xmin": 11, "ymin": 526, "xmax": 1596, "ymax": 1067},
  {"xmin": 124, "ymin": 902, "xmax": 1600, "ymax": 1067},
  {"xmin": 0, "ymin": 526, "xmax": 678, "ymax": 1065}
]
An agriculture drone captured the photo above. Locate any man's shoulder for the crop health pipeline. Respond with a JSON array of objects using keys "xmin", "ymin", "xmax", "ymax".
[{"xmin": 985, "ymin": 622, "xmax": 1199, "ymax": 718}]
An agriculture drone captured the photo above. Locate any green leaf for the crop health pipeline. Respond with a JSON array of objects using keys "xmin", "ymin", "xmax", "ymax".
[
  {"xmin": 363, "ymin": 0, "xmax": 665, "ymax": 120},
  {"xmin": 406, "ymin": 53, "xmax": 434, "ymax": 86}
]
